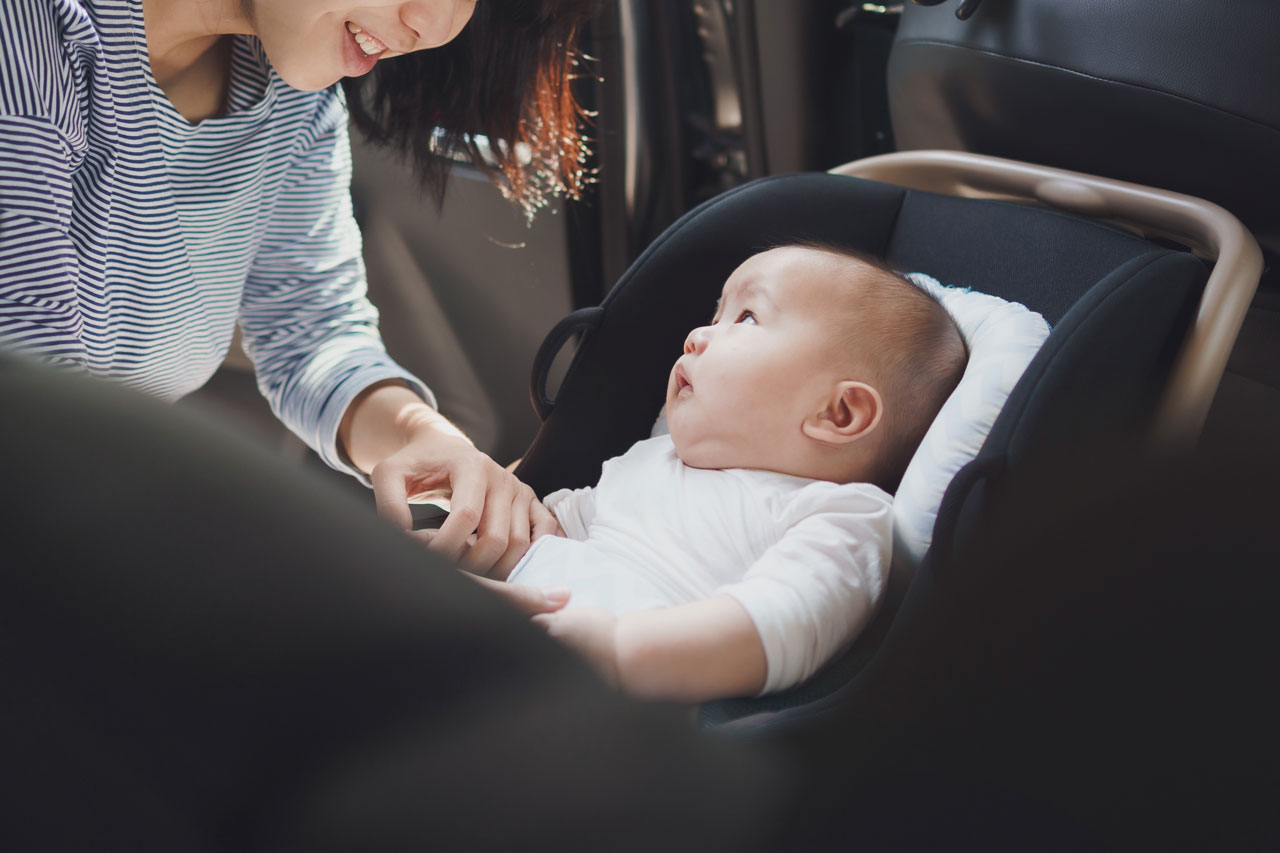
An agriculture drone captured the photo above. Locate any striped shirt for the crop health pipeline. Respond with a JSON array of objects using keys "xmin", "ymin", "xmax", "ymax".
[{"xmin": 0, "ymin": 0, "xmax": 431, "ymax": 477}]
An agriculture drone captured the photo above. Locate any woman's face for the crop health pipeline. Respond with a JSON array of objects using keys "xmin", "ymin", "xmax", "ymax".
[{"xmin": 246, "ymin": 0, "xmax": 479, "ymax": 90}]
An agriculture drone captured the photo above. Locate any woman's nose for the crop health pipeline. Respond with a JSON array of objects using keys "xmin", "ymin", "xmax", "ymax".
[
  {"xmin": 401, "ymin": 0, "xmax": 476, "ymax": 50},
  {"xmin": 684, "ymin": 325, "xmax": 711, "ymax": 354}
]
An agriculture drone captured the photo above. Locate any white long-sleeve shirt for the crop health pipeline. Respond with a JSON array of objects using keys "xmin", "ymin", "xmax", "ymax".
[{"xmin": 509, "ymin": 435, "xmax": 893, "ymax": 694}]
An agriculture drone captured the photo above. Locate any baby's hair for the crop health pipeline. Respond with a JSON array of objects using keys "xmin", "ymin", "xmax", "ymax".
[{"xmin": 776, "ymin": 241, "xmax": 969, "ymax": 492}]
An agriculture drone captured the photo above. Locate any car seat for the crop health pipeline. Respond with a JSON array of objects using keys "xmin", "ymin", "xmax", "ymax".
[
  {"xmin": 514, "ymin": 0, "xmax": 1269, "ymax": 727},
  {"xmin": 513, "ymin": 159, "xmax": 1259, "ymax": 729}
]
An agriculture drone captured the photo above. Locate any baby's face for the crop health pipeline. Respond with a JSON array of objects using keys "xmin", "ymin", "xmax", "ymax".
[{"xmin": 666, "ymin": 247, "xmax": 862, "ymax": 471}]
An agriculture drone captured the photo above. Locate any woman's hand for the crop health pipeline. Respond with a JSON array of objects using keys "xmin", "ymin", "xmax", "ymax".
[
  {"xmin": 340, "ymin": 380, "xmax": 558, "ymax": 576},
  {"xmin": 372, "ymin": 430, "xmax": 557, "ymax": 577}
]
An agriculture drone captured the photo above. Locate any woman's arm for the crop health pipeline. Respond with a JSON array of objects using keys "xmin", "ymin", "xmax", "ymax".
[
  {"xmin": 238, "ymin": 92, "xmax": 426, "ymax": 476},
  {"xmin": 0, "ymin": 114, "xmax": 83, "ymax": 365},
  {"xmin": 533, "ymin": 596, "xmax": 767, "ymax": 703},
  {"xmin": 0, "ymin": 1, "xmax": 87, "ymax": 366},
  {"xmin": 238, "ymin": 91, "xmax": 556, "ymax": 576}
]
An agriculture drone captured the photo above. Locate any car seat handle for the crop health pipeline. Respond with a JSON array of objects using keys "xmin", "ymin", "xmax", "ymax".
[
  {"xmin": 530, "ymin": 306, "xmax": 605, "ymax": 421},
  {"xmin": 831, "ymin": 150, "xmax": 1263, "ymax": 448}
]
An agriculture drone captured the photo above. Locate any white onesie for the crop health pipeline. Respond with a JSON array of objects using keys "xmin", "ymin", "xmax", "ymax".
[{"xmin": 508, "ymin": 435, "xmax": 893, "ymax": 694}]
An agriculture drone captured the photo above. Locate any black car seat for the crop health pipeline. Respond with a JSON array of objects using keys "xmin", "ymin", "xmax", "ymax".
[
  {"xmin": 514, "ymin": 165, "xmax": 1254, "ymax": 726},
  {"xmin": 515, "ymin": 0, "xmax": 1271, "ymax": 727}
]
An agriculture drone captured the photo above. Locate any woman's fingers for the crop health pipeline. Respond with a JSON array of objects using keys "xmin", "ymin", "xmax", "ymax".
[
  {"xmin": 429, "ymin": 461, "xmax": 486, "ymax": 559},
  {"xmin": 530, "ymin": 496, "xmax": 559, "ymax": 541},
  {"xmin": 370, "ymin": 459, "xmax": 416, "ymax": 531},
  {"xmin": 457, "ymin": 477, "xmax": 516, "ymax": 573},
  {"xmin": 489, "ymin": 488, "xmax": 533, "ymax": 580},
  {"xmin": 411, "ymin": 528, "xmax": 480, "ymax": 555},
  {"xmin": 409, "ymin": 528, "xmax": 438, "ymax": 546},
  {"xmin": 372, "ymin": 439, "xmax": 546, "ymax": 577}
]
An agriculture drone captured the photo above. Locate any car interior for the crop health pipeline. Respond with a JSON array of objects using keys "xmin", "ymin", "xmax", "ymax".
[
  {"xmin": 195, "ymin": 0, "xmax": 1279, "ymax": 719},
  {"xmin": 6, "ymin": 0, "xmax": 1277, "ymax": 848},
  {"xmin": 192, "ymin": 0, "xmax": 1280, "ymax": 496}
]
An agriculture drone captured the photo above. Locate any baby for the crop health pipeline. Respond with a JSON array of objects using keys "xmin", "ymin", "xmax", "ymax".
[{"xmin": 503, "ymin": 244, "xmax": 967, "ymax": 702}]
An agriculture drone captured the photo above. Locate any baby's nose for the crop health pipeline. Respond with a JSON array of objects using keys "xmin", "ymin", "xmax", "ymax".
[{"xmin": 684, "ymin": 325, "xmax": 711, "ymax": 354}]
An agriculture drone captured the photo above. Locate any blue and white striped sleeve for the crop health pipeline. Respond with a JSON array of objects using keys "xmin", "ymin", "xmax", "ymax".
[
  {"xmin": 0, "ymin": 0, "xmax": 86, "ymax": 365},
  {"xmin": 239, "ymin": 91, "xmax": 434, "ymax": 479}
]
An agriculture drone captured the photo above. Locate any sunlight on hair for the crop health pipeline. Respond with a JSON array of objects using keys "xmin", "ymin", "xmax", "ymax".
[{"xmin": 428, "ymin": 120, "xmax": 596, "ymax": 223}]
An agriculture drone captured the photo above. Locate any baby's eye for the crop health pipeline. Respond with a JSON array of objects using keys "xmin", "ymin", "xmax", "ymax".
[{"xmin": 735, "ymin": 310, "xmax": 757, "ymax": 325}]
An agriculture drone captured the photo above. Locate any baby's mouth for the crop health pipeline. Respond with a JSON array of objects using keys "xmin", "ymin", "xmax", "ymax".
[
  {"xmin": 346, "ymin": 21, "xmax": 388, "ymax": 57},
  {"xmin": 674, "ymin": 363, "xmax": 693, "ymax": 395}
]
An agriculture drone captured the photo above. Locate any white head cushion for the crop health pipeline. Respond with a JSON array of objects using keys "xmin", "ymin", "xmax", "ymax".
[
  {"xmin": 892, "ymin": 273, "xmax": 1050, "ymax": 571},
  {"xmin": 650, "ymin": 272, "xmax": 1049, "ymax": 574}
]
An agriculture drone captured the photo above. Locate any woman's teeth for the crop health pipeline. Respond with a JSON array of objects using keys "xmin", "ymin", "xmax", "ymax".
[{"xmin": 346, "ymin": 22, "xmax": 387, "ymax": 56}]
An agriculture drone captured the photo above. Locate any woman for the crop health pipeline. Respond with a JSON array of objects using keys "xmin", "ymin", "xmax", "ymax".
[{"xmin": 0, "ymin": 0, "xmax": 598, "ymax": 577}]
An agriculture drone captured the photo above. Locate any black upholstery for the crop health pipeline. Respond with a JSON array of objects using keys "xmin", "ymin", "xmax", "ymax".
[
  {"xmin": 770, "ymin": 428, "xmax": 1280, "ymax": 850},
  {"xmin": 888, "ymin": 0, "xmax": 1280, "ymax": 253},
  {"xmin": 515, "ymin": 172, "xmax": 1207, "ymax": 726},
  {"xmin": 933, "ymin": 250, "xmax": 1203, "ymax": 570}
]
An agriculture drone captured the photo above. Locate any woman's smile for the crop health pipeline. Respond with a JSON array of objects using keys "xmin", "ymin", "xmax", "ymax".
[
  {"xmin": 341, "ymin": 20, "xmax": 384, "ymax": 77},
  {"xmin": 346, "ymin": 22, "xmax": 389, "ymax": 57}
]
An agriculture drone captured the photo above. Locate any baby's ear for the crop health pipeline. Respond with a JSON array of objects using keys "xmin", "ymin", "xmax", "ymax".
[{"xmin": 802, "ymin": 380, "xmax": 882, "ymax": 445}]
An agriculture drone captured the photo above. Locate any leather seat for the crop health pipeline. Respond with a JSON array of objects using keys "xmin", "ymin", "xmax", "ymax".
[{"xmin": 888, "ymin": 0, "xmax": 1280, "ymax": 258}]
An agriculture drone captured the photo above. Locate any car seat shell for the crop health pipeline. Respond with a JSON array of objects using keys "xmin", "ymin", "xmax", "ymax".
[{"xmin": 512, "ymin": 156, "xmax": 1252, "ymax": 727}]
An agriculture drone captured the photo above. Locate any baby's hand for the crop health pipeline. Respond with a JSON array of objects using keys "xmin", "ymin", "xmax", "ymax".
[
  {"xmin": 467, "ymin": 575, "xmax": 571, "ymax": 615},
  {"xmin": 532, "ymin": 606, "xmax": 620, "ymax": 687}
]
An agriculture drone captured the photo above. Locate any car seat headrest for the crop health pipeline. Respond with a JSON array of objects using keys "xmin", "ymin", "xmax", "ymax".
[{"xmin": 893, "ymin": 274, "xmax": 1049, "ymax": 571}]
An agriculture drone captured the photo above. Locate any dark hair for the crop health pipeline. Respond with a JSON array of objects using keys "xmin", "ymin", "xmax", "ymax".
[
  {"xmin": 341, "ymin": 1, "xmax": 601, "ymax": 218},
  {"xmin": 779, "ymin": 242, "xmax": 970, "ymax": 492},
  {"xmin": 868, "ymin": 265, "xmax": 968, "ymax": 493}
]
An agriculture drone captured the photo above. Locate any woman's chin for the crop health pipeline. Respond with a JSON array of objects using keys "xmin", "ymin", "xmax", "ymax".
[{"xmin": 272, "ymin": 63, "xmax": 339, "ymax": 92}]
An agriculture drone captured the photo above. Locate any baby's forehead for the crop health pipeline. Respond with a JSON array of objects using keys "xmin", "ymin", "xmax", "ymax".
[{"xmin": 723, "ymin": 247, "xmax": 878, "ymax": 303}]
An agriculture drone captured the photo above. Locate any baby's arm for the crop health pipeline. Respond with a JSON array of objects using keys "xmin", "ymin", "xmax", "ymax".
[{"xmin": 533, "ymin": 596, "xmax": 766, "ymax": 703}]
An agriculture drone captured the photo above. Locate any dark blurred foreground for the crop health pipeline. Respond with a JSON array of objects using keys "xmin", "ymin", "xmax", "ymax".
[
  {"xmin": 1, "ymin": 354, "xmax": 1275, "ymax": 850},
  {"xmin": 780, "ymin": 412, "xmax": 1280, "ymax": 850}
]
